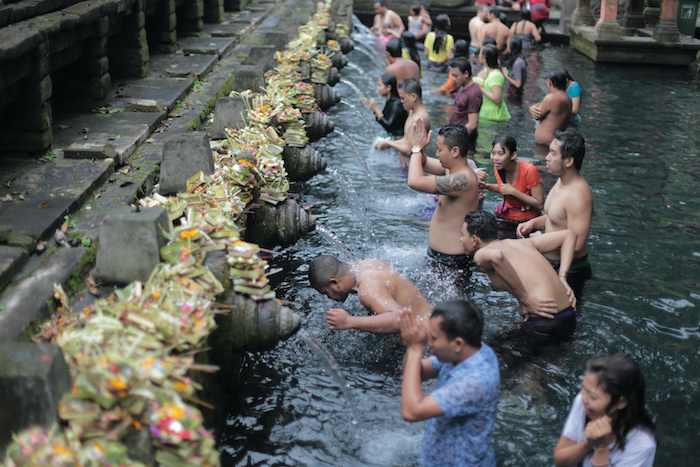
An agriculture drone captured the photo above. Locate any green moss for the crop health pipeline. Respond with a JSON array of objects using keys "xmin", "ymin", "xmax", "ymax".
[
  {"xmin": 64, "ymin": 240, "xmax": 98, "ymax": 294},
  {"xmin": 17, "ymin": 307, "xmax": 51, "ymax": 343}
]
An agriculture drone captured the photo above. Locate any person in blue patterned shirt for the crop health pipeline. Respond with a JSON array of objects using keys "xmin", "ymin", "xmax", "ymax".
[{"xmin": 398, "ymin": 299, "xmax": 500, "ymax": 466}]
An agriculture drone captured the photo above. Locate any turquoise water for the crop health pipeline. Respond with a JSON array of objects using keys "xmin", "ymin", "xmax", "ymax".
[{"xmin": 220, "ymin": 25, "xmax": 700, "ymax": 467}]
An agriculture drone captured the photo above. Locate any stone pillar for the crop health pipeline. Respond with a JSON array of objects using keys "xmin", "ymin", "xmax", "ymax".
[
  {"xmin": 595, "ymin": 0, "xmax": 622, "ymax": 38},
  {"xmin": 147, "ymin": 0, "xmax": 178, "ymax": 54},
  {"xmin": 177, "ymin": 0, "xmax": 205, "ymax": 37},
  {"xmin": 644, "ymin": 0, "xmax": 662, "ymax": 25},
  {"xmin": 203, "ymin": 0, "xmax": 225, "ymax": 23},
  {"xmin": 109, "ymin": 0, "xmax": 150, "ymax": 78},
  {"xmin": 653, "ymin": 0, "xmax": 680, "ymax": 41},
  {"xmin": 571, "ymin": 0, "xmax": 597, "ymax": 26},
  {"xmin": 621, "ymin": 0, "xmax": 647, "ymax": 30},
  {"xmin": 0, "ymin": 42, "xmax": 53, "ymax": 153},
  {"xmin": 561, "ymin": 0, "xmax": 578, "ymax": 34}
]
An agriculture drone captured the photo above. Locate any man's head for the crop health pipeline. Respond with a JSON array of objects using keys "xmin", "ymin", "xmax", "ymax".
[
  {"xmin": 308, "ymin": 255, "xmax": 353, "ymax": 301},
  {"xmin": 437, "ymin": 123, "xmax": 470, "ymax": 161},
  {"xmin": 374, "ymin": 0, "xmax": 387, "ymax": 14},
  {"xmin": 398, "ymin": 78, "xmax": 422, "ymax": 110},
  {"xmin": 461, "ymin": 210, "xmax": 498, "ymax": 255},
  {"xmin": 448, "ymin": 57, "xmax": 472, "ymax": 88},
  {"xmin": 454, "ymin": 39, "xmax": 469, "ymax": 59},
  {"xmin": 547, "ymin": 67, "xmax": 568, "ymax": 91},
  {"xmin": 488, "ymin": 5, "xmax": 501, "ymax": 22},
  {"xmin": 477, "ymin": 4, "xmax": 489, "ymax": 20},
  {"xmin": 385, "ymin": 39, "xmax": 402, "ymax": 60},
  {"xmin": 420, "ymin": 1, "xmax": 431, "ymax": 15},
  {"xmin": 428, "ymin": 299, "xmax": 483, "ymax": 362},
  {"xmin": 410, "ymin": 3, "xmax": 420, "ymax": 15},
  {"xmin": 548, "ymin": 130, "xmax": 586, "ymax": 173}
]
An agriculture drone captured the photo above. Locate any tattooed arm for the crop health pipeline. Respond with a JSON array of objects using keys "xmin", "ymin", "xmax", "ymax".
[{"xmin": 407, "ymin": 157, "xmax": 470, "ymax": 195}]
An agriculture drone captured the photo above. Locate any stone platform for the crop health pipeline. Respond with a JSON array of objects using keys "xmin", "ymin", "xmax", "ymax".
[{"xmin": 571, "ymin": 25, "xmax": 700, "ymax": 65}]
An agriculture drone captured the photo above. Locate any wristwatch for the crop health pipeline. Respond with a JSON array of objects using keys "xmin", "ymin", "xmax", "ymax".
[{"xmin": 411, "ymin": 146, "xmax": 423, "ymax": 154}]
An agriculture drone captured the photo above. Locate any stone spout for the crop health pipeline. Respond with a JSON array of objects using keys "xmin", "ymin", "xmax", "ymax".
[
  {"xmin": 314, "ymin": 83, "xmax": 341, "ymax": 110},
  {"xmin": 283, "ymin": 145, "xmax": 328, "ymax": 181},
  {"xmin": 217, "ymin": 293, "xmax": 301, "ymax": 351},
  {"xmin": 245, "ymin": 198, "xmax": 317, "ymax": 247},
  {"xmin": 331, "ymin": 51, "xmax": 348, "ymax": 69},
  {"xmin": 303, "ymin": 111, "xmax": 335, "ymax": 141},
  {"xmin": 327, "ymin": 67, "xmax": 340, "ymax": 86}
]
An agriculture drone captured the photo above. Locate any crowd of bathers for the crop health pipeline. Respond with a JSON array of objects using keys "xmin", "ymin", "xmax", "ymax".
[{"xmin": 306, "ymin": 3, "xmax": 657, "ymax": 466}]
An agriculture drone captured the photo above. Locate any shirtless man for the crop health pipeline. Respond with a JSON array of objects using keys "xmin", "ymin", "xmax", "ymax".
[
  {"xmin": 371, "ymin": 0, "xmax": 404, "ymax": 43},
  {"xmin": 407, "ymin": 120, "xmax": 480, "ymax": 265},
  {"xmin": 529, "ymin": 67, "xmax": 572, "ymax": 145},
  {"xmin": 461, "ymin": 210, "xmax": 578, "ymax": 340},
  {"xmin": 308, "ymin": 255, "xmax": 432, "ymax": 333},
  {"xmin": 385, "ymin": 39, "xmax": 421, "ymax": 84},
  {"xmin": 478, "ymin": 6, "xmax": 511, "ymax": 52},
  {"xmin": 468, "ymin": 5, "xmax": 489, "ymax": 57},
  {"xmin": 517, "ymin": 130, "xmax": 593, "ymax": 300},
  {"xmin": 375, "ymin": 78, "xmax": 430, "ymax": 164}
]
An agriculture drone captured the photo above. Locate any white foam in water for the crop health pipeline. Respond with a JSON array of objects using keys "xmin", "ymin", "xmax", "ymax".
[{"xmin": 356, "ymin": 428, "xmax": 423, "ymax": 466}]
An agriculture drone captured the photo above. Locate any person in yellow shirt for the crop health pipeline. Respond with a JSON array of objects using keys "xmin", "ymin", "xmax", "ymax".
[{"xmin": 423, "ymin": 14, "xmax": 454, "ymax": 73}]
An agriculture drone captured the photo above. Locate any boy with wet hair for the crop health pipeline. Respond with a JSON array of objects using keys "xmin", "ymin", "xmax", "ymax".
[
  {"xmin": 398, "ymin": 299, "xmax": 500, "ymax": 466},
  {"xmin": 308, "ymin": 255, "xmax": 432, "ymax": 333},
  {"xmin": 375, "ymin": 78, "xmax": 431, "ymax": 164}
]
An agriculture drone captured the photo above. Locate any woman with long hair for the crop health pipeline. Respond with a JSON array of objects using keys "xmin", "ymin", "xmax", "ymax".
[
  {"xmin": 359, "ymin": 73, "xmax": 408, "ymax": 136},
  {"xmin": 482, "ymin": 135, "xmax": 543, "ymax": 237},
  {"xmin": 565, "ymin": 68, "xmax": 582, "ymax": 123},
  {"xmin": 502, "ymin": 36, "xmax": 528, "ymax": 100},
  {"xmin": 509, "ymin": 8, "xmax": 541, "ymax": 49},
  {"xmin": 474, "ymin": 45, "xmax": 511, "ymax": 121},
  {"xmin": 554, "ymin": 353, "xmax": 657, "ymax": 467},
  {"xmin": 401, "ymin": 32, "xmax": 423, "ymax": 78},
  {"xmin": 423, "ymin": 14, "xmax": 454, "ymax": 73}
]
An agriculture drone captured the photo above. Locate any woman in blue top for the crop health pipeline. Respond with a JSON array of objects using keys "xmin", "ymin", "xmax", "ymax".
[{"xmin": 565, "ymin": 69, "xmax": 582, "ymax": 123}]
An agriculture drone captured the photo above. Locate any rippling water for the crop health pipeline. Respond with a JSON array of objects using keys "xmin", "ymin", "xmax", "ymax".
[{"xmin": 220, "ymin": 21, "xmax": 700, "ymax": 467}]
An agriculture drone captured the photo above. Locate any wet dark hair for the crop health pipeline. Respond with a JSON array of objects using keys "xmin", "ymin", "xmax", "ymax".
[
  {"xmin": 454, "ymin": 39, "xmax": 469, "ymax": 58},
  {"xmin": 519, "ymin": 8, "xmax": 532, "ymax": 21},
  {"xmin": 586, "ymin": 353, "xmax": 656, "ymax": 451},
  {"xmin": 464, "ymin": 210, "xmax": 498, "ymax": 242},
  {"xmin": 438, "ymin": 123, "xmax": 470, "ymax": 158},
  {"xmin": 481, "ymin": 44, "xmax": 500, "ymax": 69},
  {"xmin": 564, "ymin": 68, "xmax": 575, "ymax": 82},
  {"xmin": 398, "ymin": 77, "xmax": 422, "ymax": 98},
  {"xmin": 308, "ymin": 255, "xmax": 349, "ymax": 290},
  {"xmin": 380, "ymin": 73, "xmax": 399, "ymax": 98},
  {"xmin": 401, "ymin": 32, "xmax": 422, "ymax": 74},
  {"xmin": 374, "ymin": 0, "xmax": 387, "ymax": 7},
  {"xmin": 509, "ymin": 36, "xmax": 523, "ymax": 59},
  {"xmin": 554, "ymin": 129, "xmax": 586, "ymax": 171},
  {"xmin": 386, "ymin": 38, "xmax": 402, "ymax": 58},
  {"xmin": 448, "ymin": 57, "xmax": 472, "ymax": 77},
  {"xmin": 548, "ymin": 67, "xmax": 569, "ymax": 91},
  {"xmin": 482, "ymin": 36, "xmax": 497, "ymax": 47},
  {"xmin": 492, "ymin": 135, "xmax": 517, "ymax": 155},
  {"xmin": 431, "ymin": 299, "xmax": 484, "ymax": 347},
  {"xmin": 410, "ymin": 3, "xmax": 420, "ymax": 15},
  {"xmin": 432, "ymin": 14, "xmax": 451, "ymax": 54},
  {"xmin": 420, "ymin": 1, "xmax": 431, "ymax": 12},
  {"xmin": 488, "ymin": 5, "xmax": 501, "ymax": 18}
]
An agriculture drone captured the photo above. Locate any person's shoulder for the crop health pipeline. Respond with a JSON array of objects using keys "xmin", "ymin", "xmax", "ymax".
[{"xmin": 627, "ymin": 427, "xmax": 657, "ymax": 448}]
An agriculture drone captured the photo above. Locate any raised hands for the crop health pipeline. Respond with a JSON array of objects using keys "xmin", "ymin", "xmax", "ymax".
[{"xmin": 398, "ymin": 307, "xmax": 427, "ymax": 348}]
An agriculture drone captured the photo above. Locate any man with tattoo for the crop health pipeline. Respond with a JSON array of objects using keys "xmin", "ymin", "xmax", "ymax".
[{"xmin": 408, "ymin": 121, "xmax": 480, "ymax": 267}]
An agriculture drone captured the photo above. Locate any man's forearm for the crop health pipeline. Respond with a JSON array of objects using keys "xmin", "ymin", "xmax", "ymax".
[
  {"xmin": 347, "ymin": 313, "xmax": 401, "ymax": 333},
  {"xmin": 386, "ymin": 138, "xmax": 411, "ymax": 154},
  {"xmin": 401, "ymin": 345, "xmax": 426, "ymax": 421}
]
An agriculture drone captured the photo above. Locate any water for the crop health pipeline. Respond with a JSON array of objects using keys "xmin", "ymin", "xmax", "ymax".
[
  {"xmin": 339, "ymin": 78, "xmax": 369, "ymax": 101},
  {"xmin": 221, "ymin": 26, "xmax": 700, "ymax": 467},
  {"xmin": 334, "ymin": 128, "xmax": 374, "ymax": 190},
  {"xmin": 314, "ymin": 223, "xmax": 357, "ymax": 263},
  {"xmin": 339, "ymin": 99, "xmax": 375, "ymax": 138},
  {"xmin": 324, "ymin": 166, "xmax": 376, "ymax": 243}
]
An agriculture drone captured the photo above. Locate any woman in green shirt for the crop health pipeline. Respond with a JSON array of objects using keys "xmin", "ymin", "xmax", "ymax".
[{"xmin": 474, "ymin": 45, "xmax": 511, "ymax": 122}]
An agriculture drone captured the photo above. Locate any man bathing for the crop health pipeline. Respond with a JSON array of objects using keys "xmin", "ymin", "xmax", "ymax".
[
  {"xmin": 308, "ymin": 255, "xmax": 432, "ymax": 333},
  {"xmin": 517, "ymin": 130, "xmax": 593, "ymax": 299},
  {"xmin": 529, "ymin": 67, "xmax": 572, "ymax": 146},
  {"xmin": 461, "ymin": 210, "xmax": 578, "ymax": 340},
  {"xmin": 407, "ymin": 121, "xmax": 480, "ymax": 266}
]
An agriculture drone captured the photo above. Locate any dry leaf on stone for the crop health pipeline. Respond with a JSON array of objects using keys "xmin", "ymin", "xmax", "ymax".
[
  {"xmin": 118, "ymin": 166, "xmax": 131, "ymax": 174},
  {"xmin": 108, "ymin": 136, "xmax": 115, "ymax": 140},
  {"xmin": 85, "ymin": 273, "xmax": 98, "ymax": 288},
  {"xmin": 58, "ymin": 124, "xmax": 71, "ymax": 130},
  {"xmin": 61, "ymin": 221, "xmax": 69, "ymax": 233},
  {"xmin": 39, "ymin": 203, "xmax": 51, "ymax": 207},
  {"xmin": 36, "ymin": 240, "xmax": 47, "ymax": 252},
  {"xmin": 170, "ymin": 64, "xmax": 180, "ymax": 68},
  {"xmin": 2, "ymin": 194, "xmax": 13, "ymax": 202},
  {"xmin": 146, "ymin": 138, "xmax": 156, "ymax": 143},
  {"xmin": 53, "ymin": 283, "xmax": 69, "ymax": 310},
  {"xmin": 93, "ymin": 192, "xmax": 101, "ymax": 200},
  {"xmin": 4, "ymin": 180, "xmax": 11, "ymax": 188},
  {"xmin": 18, "ymin": 193, "xmax": 25, "ymax": 201}
]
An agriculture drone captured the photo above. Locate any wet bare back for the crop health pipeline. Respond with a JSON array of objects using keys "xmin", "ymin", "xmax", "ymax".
[
  {"xmin": 535, "ymin": 90, "xmax": 572, "ymax": 145},
  {"xmin": 478, "ymin": 240, "xmax": 571, "ymax": 317},
  {"xmin": 386, "ymin": 58, "xmax": 420, "ymax": 84},
  {"xmin": 355, "ymin": 259, "xmax": 432, "ymax": 318}
]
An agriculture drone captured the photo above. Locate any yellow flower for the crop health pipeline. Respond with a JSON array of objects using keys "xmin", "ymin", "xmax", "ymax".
[
  {"xmin": 52, "ymin": 445, "xmax": 73, "ymax": 457},
  {"xmin": 180, "ymin": 229, "xmax": 199, "ymax": 239}
]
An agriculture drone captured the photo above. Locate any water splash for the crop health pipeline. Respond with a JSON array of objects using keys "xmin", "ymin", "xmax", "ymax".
[
  {"xmin": 325, "ymin": 166, "xmax": 376, "ymax": 242},
  {"xmin": 345, "ymin": 62, "xmax": 375, "ymax": 87},
  {"xmin": 298, "ymin": 328, "xmax": 364, "ymax": 429},
  {"xmin": 340, "ymin": 99, "xmax": 375, "ymax": 138},
  {"xmin": 334, "ymin": 128, "xmax": 374, "ymax": 191},
  {"xmin": 315, "ymin": 223, "xmax": 357, "ymax": 263},
  {"xmin": 340, "ymin": 78, "xmax": 369, "ymax": 102}
]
